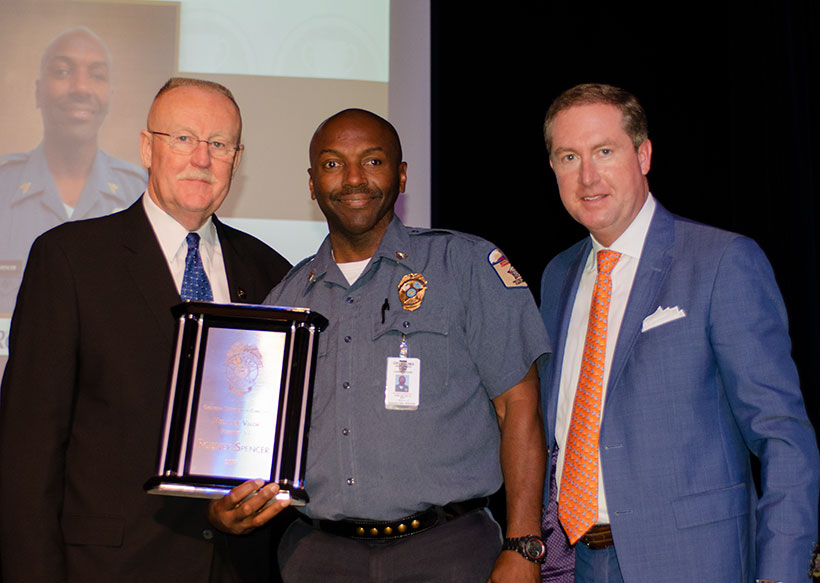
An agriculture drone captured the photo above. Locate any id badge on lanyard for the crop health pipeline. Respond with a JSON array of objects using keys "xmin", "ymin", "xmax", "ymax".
[{"xmin": 385, "ymin": 334, "xmax": 420, "ymax": 410}]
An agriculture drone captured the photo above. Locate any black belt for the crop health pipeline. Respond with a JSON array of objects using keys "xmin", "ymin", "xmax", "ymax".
[
  {"xmin": 303, "ymin": 497, "xmax": 489, "ymax": 541},
  {"xmin": 580, "ymin": 524, "xmax": 614, "ymax": 549}
]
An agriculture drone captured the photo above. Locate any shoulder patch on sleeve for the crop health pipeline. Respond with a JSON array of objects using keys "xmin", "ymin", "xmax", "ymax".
[{"xmin": 488, "ymin": 248, "xmax": 528, "ymax": 288}]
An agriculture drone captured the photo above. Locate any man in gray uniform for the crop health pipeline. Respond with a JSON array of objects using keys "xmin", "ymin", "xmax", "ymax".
[
  {"xmin": 0, "ymin": 26, "xmax": 145, "ymax": 332},
  {"xmin": 259, "ymin": 109, "xmax": 549, "ymax": 582}
]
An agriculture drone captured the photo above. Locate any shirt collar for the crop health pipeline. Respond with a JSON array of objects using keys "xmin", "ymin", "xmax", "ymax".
[
  {"xmin": 301, "ymin": 214, "xmax": 412, "ymax": 292},
  {"xmin": 142, "ymin": 193, "xmax": 217, "ymax": 264},
  {"xmin": 12, "ymin": 143, "xmax": 131, "ymax": 207},
  {"xmin": 590, "ymin": 192, "xmax": 656, "ymax": 260}
]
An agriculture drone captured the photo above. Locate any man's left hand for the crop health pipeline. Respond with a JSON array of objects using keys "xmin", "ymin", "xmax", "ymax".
[{"xmin": 488, "ymin": 550, "xmax": 540, "ymax": 583}]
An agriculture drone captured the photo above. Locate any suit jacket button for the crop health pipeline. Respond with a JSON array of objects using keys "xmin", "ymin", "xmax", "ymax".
[{"xmin": 202, "ymin": 528, "xmax": 214, "ymax": 540}]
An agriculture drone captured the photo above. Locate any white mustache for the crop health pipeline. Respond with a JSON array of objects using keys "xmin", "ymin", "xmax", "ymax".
[{"xmin": 177, "ymin": 170, "xmax": 216, "ymax": 183}]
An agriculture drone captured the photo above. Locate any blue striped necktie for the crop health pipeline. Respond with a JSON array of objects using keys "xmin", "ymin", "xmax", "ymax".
[{"xmin": 180, "ymin": 232, "xmax": 213, "ymax": 301}]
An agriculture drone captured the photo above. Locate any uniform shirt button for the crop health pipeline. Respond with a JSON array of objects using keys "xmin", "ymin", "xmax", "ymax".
[
  {"xmin": 344, "ymin": 335, "xmax": 352, "ymax": 343},
  {"xmin": 343, "ymin": 382, "xmax": 351, "ymax": 390},
  {"xmin": 346, "ymin": 297, "xmax": 354, "ymax": 304},
  {"xmin": 342, "ymin": 428, "xmax": 350, "ymax": 436},
  {"xmin": 402, "ymin": 321, "xmax": 410, "ymax": 328},
  {"xmin": 346, "ymin": 478, "xmax": 356, "ymax": 485}
]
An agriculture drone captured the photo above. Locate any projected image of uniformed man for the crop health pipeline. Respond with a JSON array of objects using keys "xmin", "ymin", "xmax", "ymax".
[{"xmin": 0, "ymin": 25, "xmax": 146, "ymax": 318}]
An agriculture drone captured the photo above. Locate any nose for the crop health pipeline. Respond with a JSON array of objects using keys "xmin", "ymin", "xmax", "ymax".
[
  {"xmin": 190, "ymin": 140, "xmax": 212, "ymax": 167},
  {"xmin": 70, "ymin": 70, "xmax": 92, "ymax": 96},
  {"xmin": 344, "ymin": 164, "xmax": 366, "ymax": 187},
  {"xmin": 579, "ymin": 158, "xmax": 599, "ymax": 187}
]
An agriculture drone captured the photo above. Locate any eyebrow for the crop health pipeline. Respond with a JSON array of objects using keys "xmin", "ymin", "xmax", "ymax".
[
  {"xmin": 552, "ymin": 141, "xmax": 617, "ymax": 156},
  {"xmin": 318, "ymin": 146, "xmax": 386, "ymax": 157},
  {"xmin": 165, "ymin": 126, "xmax": 237, "ymax": 143},
  {"xmin": 592, "ymin": 141, "xmax": 616, "ymax": 150},
  {"xmin": 47, "ymin": 56, "xmax": 110, "ymax": 69}
]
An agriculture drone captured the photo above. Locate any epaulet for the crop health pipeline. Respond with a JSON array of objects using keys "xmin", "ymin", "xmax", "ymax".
[
  {"xmin": 405, "ymin": 225, "xmax": 453, "ymax": 237},
  {"xmin": 99, "ymin": 151, "xmax": 147, "ymax": 180},
  {"xmin": 0, "ymin": 152, "xmax": 29, "ymax": 170},
  {"xmin": 407, "ymin": 224, "xmax": 486, "ymax": 245},
  {"xmin": 282, "ymin": 254, "xmax": 318, "ymax": 281}
]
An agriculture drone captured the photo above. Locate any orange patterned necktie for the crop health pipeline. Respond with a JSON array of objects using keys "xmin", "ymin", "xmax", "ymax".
[{"xmin": 559, "ymin": 249, "xmax": 621, "ymax": 544}]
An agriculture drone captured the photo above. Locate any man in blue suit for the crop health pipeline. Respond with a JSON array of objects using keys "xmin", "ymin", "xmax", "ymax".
[{"xmin": 539, "ymin": 83, "xmax": 819, "ymax": 583}]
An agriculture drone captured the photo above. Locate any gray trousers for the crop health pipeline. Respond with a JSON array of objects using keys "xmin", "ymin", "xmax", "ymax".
[{"xmin": 278, "ymin": 509, "xmax": 502, "ymax": 583}]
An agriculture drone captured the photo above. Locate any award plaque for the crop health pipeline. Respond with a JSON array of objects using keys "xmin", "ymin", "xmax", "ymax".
[{"xmin": 145, "ymin": 302, "xmax": 327, "ymax": 505}]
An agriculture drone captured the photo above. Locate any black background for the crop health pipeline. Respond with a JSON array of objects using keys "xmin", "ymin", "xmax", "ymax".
[{"xmin": 431, "ymin": 0, "xmax": 819, "ymax": 431}]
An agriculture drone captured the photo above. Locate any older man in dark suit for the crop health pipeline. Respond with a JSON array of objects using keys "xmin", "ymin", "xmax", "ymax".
[{"xmin": 0, "ymin": 77, "xmax": 291, "ymax": 582}]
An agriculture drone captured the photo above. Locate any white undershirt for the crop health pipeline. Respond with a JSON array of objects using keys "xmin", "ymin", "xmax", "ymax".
[
  {"xmin": 336, "ymin": 258, "xmax": 371, "ymax": 285},
  {"xmin": 142, "ymin": 194, "xmax": 230, "ymax": 303},
  {"xmin": 555, "ymin": 194, "xmax": 656, "ymax": 524}
]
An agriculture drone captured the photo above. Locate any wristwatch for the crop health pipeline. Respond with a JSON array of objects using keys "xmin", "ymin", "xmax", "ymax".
[{"xmin": 501, "ymin": 534, "xmax": 547, "ymax": 564}]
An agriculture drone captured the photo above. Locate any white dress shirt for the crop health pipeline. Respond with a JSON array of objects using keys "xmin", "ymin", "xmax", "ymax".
[
  {"xmin": 142, "ymin": 194, "xmax": 230, "ymax": 303},
  {"xmin": 555, "ymin": 194, "xmax": 657, "ymax": 525}
]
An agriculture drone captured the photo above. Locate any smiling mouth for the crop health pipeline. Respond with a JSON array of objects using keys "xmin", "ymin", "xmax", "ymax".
[
  {"xmin": 61, "ymin": 106, "xmax": 98, "ymax": 119},
  {"xmin": 332, "ymin": 188, "xmax": 382, "ymax": 206},
  {"xmin": 336, "ymin": 195, "xmax": 380, "ymax": 207},
  {"xmin": 582, "ymin": 194, "xmax": 608, "ymax": 201}
]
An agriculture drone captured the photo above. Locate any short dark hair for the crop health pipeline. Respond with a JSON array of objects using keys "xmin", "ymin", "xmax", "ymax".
[
  {"xmin": 310, "ymin": 108, "xmax": 403, "ymax": 162},
  {"xmin": 40, "ymin": 26, "xmax": 112, "ymax": 78},
  {"xmin": 543, "ymin": 83, "xmax": 648, "ymax": 153}
]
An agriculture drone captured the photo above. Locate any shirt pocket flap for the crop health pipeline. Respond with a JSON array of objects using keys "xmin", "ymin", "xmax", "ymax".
[{"xmin": 372, "ymin": 307, "xmax": 448, "ymax": 340}]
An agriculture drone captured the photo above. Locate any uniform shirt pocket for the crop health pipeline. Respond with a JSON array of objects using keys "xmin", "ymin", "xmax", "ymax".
[{"xmin": 372, "ymin": 307, "xmax": 449, "ymax": 394}]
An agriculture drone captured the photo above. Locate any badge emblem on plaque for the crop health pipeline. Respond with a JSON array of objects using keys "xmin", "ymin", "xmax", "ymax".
[{"xmin": 225, "ymin": 343, "xmax": 262, "ymax": 395}]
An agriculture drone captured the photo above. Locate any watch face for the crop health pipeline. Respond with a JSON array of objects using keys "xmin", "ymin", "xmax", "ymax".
[{"xmin": 524, "ymin": 538, "xmax": 547, "ymax": 560}]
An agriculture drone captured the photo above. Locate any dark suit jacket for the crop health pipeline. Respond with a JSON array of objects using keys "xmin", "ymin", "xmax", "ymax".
[
  {"xmin": 540, "ymin": 203, "xmax": 819, "ymax": 583},
  {"xmin": 0, "ymin": 199, "xmax": 291, "ymax": 582}
]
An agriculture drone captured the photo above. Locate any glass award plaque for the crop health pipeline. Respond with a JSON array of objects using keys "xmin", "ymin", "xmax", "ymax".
[{"xmin": 144, "ymin": 302, "xmax": 327, "ymax": 505}]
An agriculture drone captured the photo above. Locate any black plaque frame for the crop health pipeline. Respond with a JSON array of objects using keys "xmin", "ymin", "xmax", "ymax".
[{"xmin": 145, "ymin": 302, "xmax": 327, "ymax": 505}]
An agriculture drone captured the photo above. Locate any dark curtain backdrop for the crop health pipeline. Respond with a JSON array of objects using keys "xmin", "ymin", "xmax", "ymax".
[{"xmin": 430, "ymin": 1, "xmax": 819, "ymax": 435}]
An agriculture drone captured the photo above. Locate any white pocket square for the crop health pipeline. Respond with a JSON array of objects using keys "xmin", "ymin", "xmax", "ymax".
[{"xmin": 641, "ymin": 305, "xmax": 686, "ymax": 332}]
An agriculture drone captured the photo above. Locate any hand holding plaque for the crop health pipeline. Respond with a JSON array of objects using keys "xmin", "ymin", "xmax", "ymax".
[{"xmin": 207, "ymin": 479, "xmax": 291, "ymax": 535}]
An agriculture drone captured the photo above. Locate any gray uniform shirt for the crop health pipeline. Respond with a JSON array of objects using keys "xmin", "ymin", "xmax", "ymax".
[
  {"xmin": 0, "ymin": 143, "xmax": 146, "ymax": 315},
  {"xmin": 265, "ymin": 216, "xmax": 550, "ymax": 521}
]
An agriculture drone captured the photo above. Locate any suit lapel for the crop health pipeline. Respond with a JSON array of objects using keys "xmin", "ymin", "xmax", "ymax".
[
  {"xmin": 120, "ymin": 199, "xmax": 180, "ymax": 338},
  {"xmin": 214, "ymin": 217, "xmax": 248, "ymax": 303},
  {"xmin": 604, "ymin": 204, "xmax": 676, "ymax": 406}
]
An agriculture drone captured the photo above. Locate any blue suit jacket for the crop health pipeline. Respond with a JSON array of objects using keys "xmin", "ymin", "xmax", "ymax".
[{"xmin": 540, "ymin": 202, "xmax": 819, "ymax": 583}]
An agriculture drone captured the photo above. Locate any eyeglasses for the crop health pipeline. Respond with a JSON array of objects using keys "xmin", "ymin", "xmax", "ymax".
[{"xmin": 148, "ymin": 130, "xmax": 242, "ymax": 160}]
